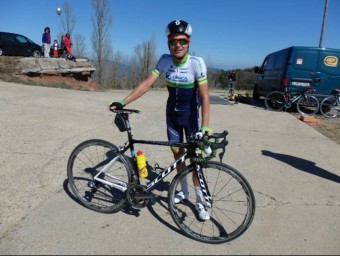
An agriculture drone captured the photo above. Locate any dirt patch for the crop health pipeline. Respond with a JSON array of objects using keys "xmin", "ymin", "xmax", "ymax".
[
  {"xmin": 298, "ymin": 114, "xmax": 340, "ymax": 145},
  {"xmin": 15, "ymin": 73, "xmax": 97, "ymax": 90},
  {"xmin": 232, "ymin": 94, "xmax": 340, "ymax": 145}
]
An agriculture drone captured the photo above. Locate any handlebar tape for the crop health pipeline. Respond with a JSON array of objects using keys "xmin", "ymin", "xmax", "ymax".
[{"xmin": 210, "ymin": 140, "xmax": 228, "ymax": 150}]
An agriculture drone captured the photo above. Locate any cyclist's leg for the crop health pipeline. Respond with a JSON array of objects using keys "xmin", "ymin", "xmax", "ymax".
[
  {"xmin": 230, "ymin": 81, "xmax": 235, "ymax": 96},
  {"xmin": 167, "ymin": 111, "xmax": 202, "ymax": 202},
  {"xmin": 168, "ymin": 111, "xmax": 210, "ymax": 219},
  {"xmin": 167, "ymin": 112, "xmax": 189, "ymax": 199}
]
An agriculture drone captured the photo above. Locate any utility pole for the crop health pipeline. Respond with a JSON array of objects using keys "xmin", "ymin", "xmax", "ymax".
[{"xmin": 319, "ymin": 0, "xmax": 329, "ymax": 48}]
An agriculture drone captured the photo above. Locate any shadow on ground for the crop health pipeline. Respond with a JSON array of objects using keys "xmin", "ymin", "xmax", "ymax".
[{"xmin": 262, "ymin": 150, "xmax": 340, "ymax": 183}]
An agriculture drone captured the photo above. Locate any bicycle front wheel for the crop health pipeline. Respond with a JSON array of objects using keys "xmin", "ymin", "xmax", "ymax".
[
  {"xmin": 168, "ymin": 162, "xmax": 255, "ymax": 244},
  {"xmin": 265, "ymin": 91, "xmax": 285, "ymax": 111},
  {"xmin": 320, "ymin": 97, "xmax": 339, "ymax": 118},
  {"xmin": 296, "ymin": 95, "xmax": 320, "ymax": 116},
  {"xmin": 67, "ymin": 139, "xmax": 133, "ymax": 213}
]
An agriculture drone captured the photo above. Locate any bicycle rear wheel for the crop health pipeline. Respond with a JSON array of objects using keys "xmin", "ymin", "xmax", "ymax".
[
  {"xmin": 67, "ymin": 139, "xmax": 133, "ymax": 213},
  {"xmin": 320, "ymin": 97, "xmax": 339, "ymax": 118},
  {"xmin": 168, "ymin": 162, "xmax": 255, "ymax": 244},
  {"xmin": 265, "ymin": 91, "xmax": 285, "ymax": 111},
  {"xmin": 296, "ymin": 95, "xmax": 320, "ymax": 116}
]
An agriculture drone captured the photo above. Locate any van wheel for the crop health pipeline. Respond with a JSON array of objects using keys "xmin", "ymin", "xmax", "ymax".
[{"xmin": 253, "ymin": 86, "xmax": 260, "ymax": 102}]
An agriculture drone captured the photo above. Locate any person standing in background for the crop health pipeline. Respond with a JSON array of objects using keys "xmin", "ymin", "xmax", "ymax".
[
  {"xmin": 53, "ymin": 40, "xmax": 59, "ymax": 58},
  {"xmin": 42, "ymin": 27, "xmax": 51, "ymax": 58},
  {"xmin": 228, "ymin": 70, "xmax": 237, "ymax": 96}
]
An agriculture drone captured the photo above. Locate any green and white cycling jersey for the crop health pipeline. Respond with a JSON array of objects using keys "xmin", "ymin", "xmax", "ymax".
[{"xmin": 152, "ymin": 54, "xmax": 208, "ymax": 112}]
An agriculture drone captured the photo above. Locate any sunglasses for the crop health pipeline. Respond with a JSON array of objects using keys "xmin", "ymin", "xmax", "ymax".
[{"xmin": 168, "ymin": 39, "xmax": 189, "ymax": 46}]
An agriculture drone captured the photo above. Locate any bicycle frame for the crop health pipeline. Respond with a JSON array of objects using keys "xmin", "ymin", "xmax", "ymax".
[
  {"xmin": 283, "ymin": 87, "xmax": 315, "ymax": 108},
  {"xmin": 93, "ymin": 114, "xmax": 213, "ymax": 206},
  {"xmin": 286, "ymin": 93, "xmax": 301, "ymax": 104}
]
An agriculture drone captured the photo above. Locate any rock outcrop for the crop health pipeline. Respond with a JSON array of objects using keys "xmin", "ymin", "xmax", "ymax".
[{"xmin": 16, "ymin": 57, "xmax": 97, "ymax": 90}]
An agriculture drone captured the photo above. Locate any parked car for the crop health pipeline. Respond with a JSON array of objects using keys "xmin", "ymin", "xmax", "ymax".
[
  {"xmin": 253, "ymin": 46, "xmax": 340, "ymax": 101},
  {"xmin": 0, "ymin": 31, "xmax": 42, "ymax": 58}
]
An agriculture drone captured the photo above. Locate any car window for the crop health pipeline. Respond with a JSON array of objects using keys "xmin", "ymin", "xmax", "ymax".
[
  {"xmin": 27, "ymin": 38, "xmax": 34, "ymax": 44},
  {"xmin": 1, "ymin": 33, "xmax": 15, "ymax": 44},
  {"xmin": 274, "ymin": 52, "xmax": 286, "ymax": 70},
  {"xmin": 15, "ymin": 35, "xmax": 29, "ymax": 44},
  {"xmin": 265, "ymin": 55, "xmax": 276, "ymax": 71}
]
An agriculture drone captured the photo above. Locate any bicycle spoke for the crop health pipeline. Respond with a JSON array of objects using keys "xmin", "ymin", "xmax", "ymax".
[
  {"xmin": 168, "ymin": 162, "xmax": 255, "ymax": 244},
  {"xmin": 67, "ymin": 139, "xmax": 132, "ymax": 213},
  {"xmin": 321, "ymin": 97, "xmax": 339, "ymax": 118},
  {"xmin": 297, "ymin": 95, "xmax": 319, "ymax": 116},
  {"xmin": 265, "ymin": 91, "xmax": 285, "ymax": 111}
]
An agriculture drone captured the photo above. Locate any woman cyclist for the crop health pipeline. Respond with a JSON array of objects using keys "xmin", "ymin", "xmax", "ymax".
[{"xmin": 109, "ymin": 19, "xmax": 212, "ymax": 220}]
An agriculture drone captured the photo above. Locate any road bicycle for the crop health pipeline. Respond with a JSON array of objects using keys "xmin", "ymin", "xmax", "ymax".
[
  {"xmin": 320, "ymin": 89, "xmax": 340, "ymax": 118},
  {"xmin": 67, "ymin": 108, "xmax": 255, "ymax": 244},
  {"xmin": 265, "ymin": 87, "xmax": 319, "ymax": 116}
]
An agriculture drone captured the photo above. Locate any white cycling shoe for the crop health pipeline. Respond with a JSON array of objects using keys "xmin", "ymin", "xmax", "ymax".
[
  {"xmin": 195, "ymin": 203, "xmax": 210, "ymax": 221},
  {"xmin": 173, "ymin": 191, "xmax": 189, "ymax": 204}
]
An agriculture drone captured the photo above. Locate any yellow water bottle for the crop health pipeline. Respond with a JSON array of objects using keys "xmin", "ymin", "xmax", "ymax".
[{"xmin": 136, "ymin": 150, "xmax": 148, "ymax": 178}]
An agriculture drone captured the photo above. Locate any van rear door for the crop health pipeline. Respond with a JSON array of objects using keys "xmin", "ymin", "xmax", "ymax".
[
  {"xmin": 287, "ymin": 48, "xmax": 319, "ymax": 91},
  {"xmin": 315, "ymin": 49, "xmax": 340, "ymax": 96}
]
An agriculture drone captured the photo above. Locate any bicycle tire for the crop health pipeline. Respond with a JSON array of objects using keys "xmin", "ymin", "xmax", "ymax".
[
  {"xmin": 168, "ymin": 161, "xmax": 255, "ymax": 244},
  {"xmin": 67, "ymin": 139, "xmax": 133, "ymax": 213},
  {"xmin": 320, "ymin": 97, "xmax": 339, "ymax": 118},
  {"xmin": 265, "ymin": 91, "xmax": 285, "ymax": 111},
  {"xmin": 296, "ymin": 95, "xmax": 320, "ymax": 116}
]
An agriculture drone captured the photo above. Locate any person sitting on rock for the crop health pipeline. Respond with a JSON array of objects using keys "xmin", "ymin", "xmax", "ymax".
[{"xmin": 63, "ymin": 33, "xmax": 76, "ymax": 62}]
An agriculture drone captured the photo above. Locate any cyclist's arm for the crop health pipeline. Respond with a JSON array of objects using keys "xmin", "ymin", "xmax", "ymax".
[
  {"xmin": 198, "ymin": 82, "xmax": 210, "ymax": 128},
  {"xmin": 122, "ymin": 73, "xmax": 158, "ymax": 106}
]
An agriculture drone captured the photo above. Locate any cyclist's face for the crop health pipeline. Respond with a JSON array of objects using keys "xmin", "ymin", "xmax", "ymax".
[{"xmin": 168, "ymin": 34, "xmax": 190, "ymax": 61}]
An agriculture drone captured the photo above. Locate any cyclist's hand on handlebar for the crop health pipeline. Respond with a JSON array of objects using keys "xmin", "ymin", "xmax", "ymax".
[
  {"xmin": 201, "ymin": 126, "xmax": 213, "ymax": 135},
  {"xmin": 108, "ymin": 100, "xmax": 125, "ymax": 111}
]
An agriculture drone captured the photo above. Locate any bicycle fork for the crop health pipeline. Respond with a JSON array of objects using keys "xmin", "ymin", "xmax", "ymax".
[{"xmin": 195, "ymin": 163, "xmax": 213, "ymax": 208}]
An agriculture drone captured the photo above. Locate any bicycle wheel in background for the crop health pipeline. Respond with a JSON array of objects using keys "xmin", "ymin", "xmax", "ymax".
[
  {"xmin": 168, "ymin": 161, "xmax": 255, "ymax": 244},
  {"xmin": 67, "ymin": 139, "xmax": 133, "ymax": 213},
  {"xmin": 320, "ymin": 97, "xmax": 339, "ymax": 118},
  {"xmin": 296, "ymin": 95, "xmax": 320, "ymax": 116},
  {"xmin": 265, "ymin": 91, "xmax": 285, "ymax": 111}
]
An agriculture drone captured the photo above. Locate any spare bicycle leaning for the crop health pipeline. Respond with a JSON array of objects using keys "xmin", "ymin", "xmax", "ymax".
[
  {"xmin": 320, "ymin": 89, "xmax": 340, "ymax": 118},
  {"xmin": 265, "ymin": 87, "xmax": 320, "ymax": 116},
  {"xmin": 67, "ymin": 108, "xmax": 255, "ymax": 244}
]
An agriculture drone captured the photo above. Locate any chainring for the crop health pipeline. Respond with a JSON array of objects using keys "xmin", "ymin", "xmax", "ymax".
[
  {"xmin": 284, "ymin": 101, "xmax": 292, "ymax": 109},
  {"xmin": 126, "ymin": 184, "xmax": 150, "ymax": 209}
]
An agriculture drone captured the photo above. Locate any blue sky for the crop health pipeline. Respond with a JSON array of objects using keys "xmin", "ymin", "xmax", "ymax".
[{"xmin": 1, "ymin": 0, "xmax": 340, "ymax": 70}]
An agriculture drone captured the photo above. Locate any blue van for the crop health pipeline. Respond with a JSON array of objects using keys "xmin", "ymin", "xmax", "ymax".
[{"xmin": 253, "ymin": 46, "xmax": 340, "ymax": 101}]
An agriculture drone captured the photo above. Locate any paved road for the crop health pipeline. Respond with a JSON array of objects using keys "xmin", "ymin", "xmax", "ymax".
[{"xmin": 0, "ymin": 81, "xmax": 339, "ymax": 255}]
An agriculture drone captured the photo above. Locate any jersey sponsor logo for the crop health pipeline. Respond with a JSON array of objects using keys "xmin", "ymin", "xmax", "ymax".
[
  {"xmin": 179, "ymin": 67, "xmax": 190, "ymax": 74},
  {"xmin": 165, "ymin": 72, "xmax": 189, "ymax": 83}
]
